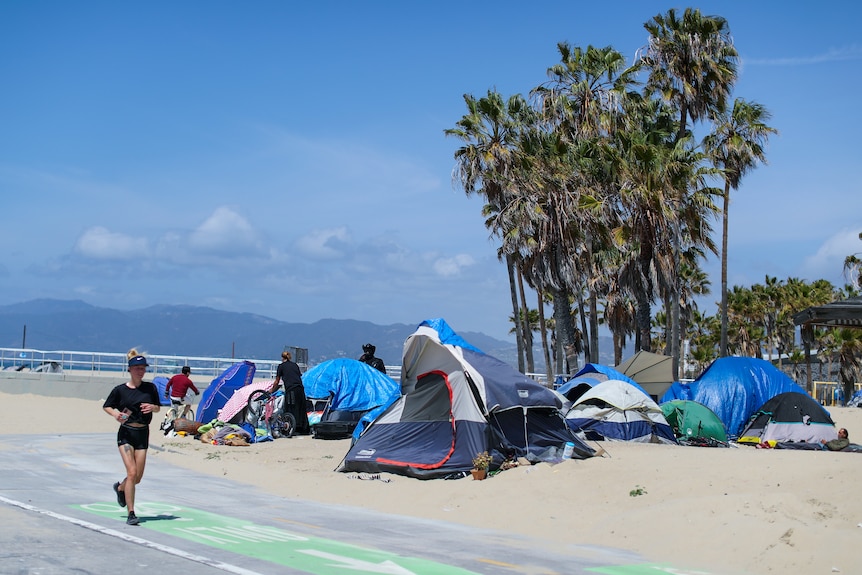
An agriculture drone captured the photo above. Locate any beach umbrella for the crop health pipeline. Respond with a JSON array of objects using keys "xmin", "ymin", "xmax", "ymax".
[
  {"xmin": 217, "ymin": 379, "xmax": 277, "ymax": 424},
  {"xmin": 616, "ymin": 351, "xmax": 674, "ymax": 399}
]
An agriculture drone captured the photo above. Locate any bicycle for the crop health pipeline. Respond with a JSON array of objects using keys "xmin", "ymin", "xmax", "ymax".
[
  {"xmin": 160, "ymin": 394, "xmax": 196, "ymax": 435},
  {"xmin": 247, "ymin": 388, "xmax": 296, "ymax": 438}
]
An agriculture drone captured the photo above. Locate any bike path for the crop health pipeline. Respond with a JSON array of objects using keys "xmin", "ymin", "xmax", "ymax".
[{"xmin": 0, "ymin": 433, "xmax": 716, "ymax": 575}]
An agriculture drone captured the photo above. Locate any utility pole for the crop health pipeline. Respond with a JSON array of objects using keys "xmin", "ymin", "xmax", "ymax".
[{"xmin": 22, "ymin": 325, "xmax": 26, "ymax": 349}]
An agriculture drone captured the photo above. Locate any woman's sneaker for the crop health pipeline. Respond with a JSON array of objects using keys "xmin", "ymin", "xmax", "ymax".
[
  {"xmin": 126, "ymin": 511, "xmax": 139, "ymax": 526},
  {"xmin": 113, "ymin": 482, "xmax": 126, "ymax": 507}
]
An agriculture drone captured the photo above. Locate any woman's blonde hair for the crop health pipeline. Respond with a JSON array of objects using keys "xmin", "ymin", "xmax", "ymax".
[
  {"xmin": 127, "ymin": 348, "xmax": 141, "ymax": 361},
  {"xmin": 282, "ymin": 351, "xmax": 291, "ymax": 361}
]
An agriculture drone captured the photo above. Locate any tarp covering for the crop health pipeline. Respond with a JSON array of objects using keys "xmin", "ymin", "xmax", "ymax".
[
  {"xmin": 196, "ymin": 361, "xmax": 256, "ymax": 423},
  {"xmin": 218, "ymin": 379, "xmax": 276, "ymax": 424},
  {"xmin": 660, "ymin": 399, "xmax": 727, "ymax": 443},
  {"xmin": 342, "ymin": 318, "xmax": 593, "ymax": 479},
  {"xmin": 302, "ymin": 358, "xmax": 401, "ymax": 412},
  {"xmin": 688, "ymin": 357, "xmax": 806, "ymax": 438},
  {"xmin": 738, "ymin": 392, "xmax": 837, "ymax": 445},
  {"xmin": 565, "ymin": 379, "xmax": 677, "ymax": 444}
]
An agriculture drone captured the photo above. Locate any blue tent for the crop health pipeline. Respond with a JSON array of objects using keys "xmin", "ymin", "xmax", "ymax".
[
  {"xmin": 302, "ymin": 358, "xmax": 401, "ymax": 438},
  {"xmin": 559, "ymin": 364, "xmax": 648, "ymax": 398},
  {"xmin": 303, "ymin": 358, "xmax": 400, "ymax": 412},
  {"xmin": 196, "ymin": 361, "xmax": 256, "ymax": 423},
  {"xmin": 152, "ymin": 376, "xmax": 172, "ymax": 406},
  {"xmin": 688, "ymin": 357, "xmax": 806, "ymax": 438}
]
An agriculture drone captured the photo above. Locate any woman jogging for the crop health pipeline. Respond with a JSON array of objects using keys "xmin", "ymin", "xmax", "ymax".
[{"xmin": 102, "ymin": 349, "xmax": 160, "ymax": 525}]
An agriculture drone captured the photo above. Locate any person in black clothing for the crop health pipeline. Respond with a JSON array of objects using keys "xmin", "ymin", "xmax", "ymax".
[
  {"xmin": 274, "ymin": 350, "xmax": 310, "ymax": 435},
  {"xmin": 102, "ymin": 349, "xmax": 160, "ymax": 526},
  {"xmin": 359, "ymin": 343, "xmax": 386, "ymax": 373}
]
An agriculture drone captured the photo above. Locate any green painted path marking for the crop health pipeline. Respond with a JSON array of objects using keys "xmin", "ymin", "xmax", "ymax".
[{"xmin": 77, "ymin": 501, "xmax": 478, "ymax": 575}]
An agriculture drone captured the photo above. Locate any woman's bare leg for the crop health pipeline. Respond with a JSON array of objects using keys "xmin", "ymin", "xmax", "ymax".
[{"xmin": 117, "ymin": 444, "xmax": 147, "ymax": 513}]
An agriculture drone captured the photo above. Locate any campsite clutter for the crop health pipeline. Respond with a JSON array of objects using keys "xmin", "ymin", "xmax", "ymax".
[{"xmin": 161, "ymin": 318, "xmax": 860, "ymax": 468}]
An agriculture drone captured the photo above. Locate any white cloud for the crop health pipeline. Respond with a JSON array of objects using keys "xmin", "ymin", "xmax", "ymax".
[
  {"xmin": 74, "ymin": 227, "xmax": 149, "ymax": 260},
  {"xmin": 433, "ymin": 254, "xmax": 475, "ymax": 276},
  {"xmin": 744, "ymin": 45, "xmax": 862, "ymax": 67},
  {"xmin": 296, "ymin": 227, "xmax": 352, "ymax": 260},
  {"xmin": 188, "ymin": 207, "xmax": 265, "ymax": 256},
  {"xmin": 800, "ymin": 228, "xmax": 862, "ymax": 284}
]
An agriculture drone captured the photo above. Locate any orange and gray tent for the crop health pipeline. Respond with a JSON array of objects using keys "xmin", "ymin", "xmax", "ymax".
[
  {"xmin": 341, "ymin": 318, "xmax": 593, "ymax": 479},
  {"xmin": 738, "ymin": 391, "xmax": 837, "ymax": 445}
]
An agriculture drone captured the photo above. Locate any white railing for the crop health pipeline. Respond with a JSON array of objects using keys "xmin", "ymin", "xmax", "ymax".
[
  {"xmin": 0, "ymin": 347, "xmax": 404, "ymax": 383},
  {"xmin": 0, "ymin": 347, "xmax": 287, "ymax": 382}
]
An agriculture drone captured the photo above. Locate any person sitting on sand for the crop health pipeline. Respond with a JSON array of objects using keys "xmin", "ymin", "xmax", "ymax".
[{"xmin": 820, "ymin": 428, "xmax": 850, "ymax": 451}]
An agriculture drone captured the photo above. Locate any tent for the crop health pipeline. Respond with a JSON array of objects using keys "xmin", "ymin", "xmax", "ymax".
[
  {"xmin": 341, "ymin": 318, "xmax": 593, "ymax": 479},
  {"xmin": 301, "ymin": 358, "xmax": 401, "ymax": 439},
  {"xmin": 556, "ymin": 373, "xmax": 608, "ymax": 402},
  {"xmin": 660, "ymin": 381, "xmax": 695, "ymax": 403},
  {"xmin": 565, "ymin": 379, "xmax": 677, "ymax": 444},
  {"xmin": 660, "ymin": 400, "xmax": 727, "ymax": 444},
  {"xmin": 152, "ymin": 376, "xmax": 172, "ymax": 406},
  {"xmin": 196, "ymin": 361, "xmax": 256, "ymax": 423},
  {"xmin": 689, "ymin": 357, "xmax": 807, "ymax": 438},
  {"xmin": 616, "ymin": 351, "xmax": 675, "ymax": 400},
  {"xmin": 738, "ymin": 391, "xmax": 837, "ymax": 445}
]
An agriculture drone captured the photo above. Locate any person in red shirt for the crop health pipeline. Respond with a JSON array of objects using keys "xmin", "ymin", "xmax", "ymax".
[{"xmin": 164, "ymin": 366, "xmax": 199, "ymax": 419}]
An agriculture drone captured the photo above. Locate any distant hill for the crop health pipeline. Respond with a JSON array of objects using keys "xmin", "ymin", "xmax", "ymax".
[{"xmin": 0, "ymin": 299, "xmax": 619, "ymax": 369}]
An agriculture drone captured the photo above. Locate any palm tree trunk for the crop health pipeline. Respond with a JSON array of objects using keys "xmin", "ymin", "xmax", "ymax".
[
  {"xmin": 589, "ymin": 289, "xmax": 600, "ymax": 364},
  {"xmin": 506, "ymin": 254, "xmax": 525, "ymax": 373},
  {"xmin": 516, "ymin": 265, "xmax": 535, "ymax": 373},
  {"xmin": 537, "ymin": 285, "xmax": 553, "ymax": 387},
  {"xmin": 553, "ymin": 288, "xmax": 579, "ymax": 374},
  {"xmin": 720, "ymin": 181, "xmax": 730, "ymax": 357},
  {"xmin": 577, "ymin": 291, "xmax": 590, "ymax": 367}
]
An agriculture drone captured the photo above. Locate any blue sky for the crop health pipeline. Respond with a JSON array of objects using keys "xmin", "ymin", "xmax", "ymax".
[{"xmin": 1, "ymin": 1, "xmax": 860, "ymax": 342}]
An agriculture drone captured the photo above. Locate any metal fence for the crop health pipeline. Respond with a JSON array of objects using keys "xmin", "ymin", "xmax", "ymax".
[
  {"xmin": 0, "ymin": 347, "xmax": 403, "ymax": 383},
  {"xmin": 0, "ymin": 347, "xmax": 286, "ymax": 381}
]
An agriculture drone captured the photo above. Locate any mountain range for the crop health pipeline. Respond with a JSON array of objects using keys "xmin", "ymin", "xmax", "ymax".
[{"xmin": 0, "ymin": 299, "xmax": 618, "ymax": 370}]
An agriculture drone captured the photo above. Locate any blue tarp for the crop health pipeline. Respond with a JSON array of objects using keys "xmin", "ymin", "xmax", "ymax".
[
  {"xmin": 303, "ymin": 358, "xmax": 401, "ymax": 412},
  {"xmin": 196, "ymin": 361, "xmax": 256, "ymax": 423},
  {"xmin": 688, "ymin": 357, "xmax": 806, "ymax": 438},
  {"xmin": 660, "ymin": 381, "xmax": 695, "ymax": 403},
  {"xmin": 303, "ymin": 358, "xmax": 402, "ymax": 440}
]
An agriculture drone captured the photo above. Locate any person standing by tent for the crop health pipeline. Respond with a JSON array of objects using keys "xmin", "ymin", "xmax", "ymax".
[
  {"xmin": 359, "ymin": 343, "xmax": 386, "ymax": 373},
  {"xmin": 273, "ymin": 351, "xmax": 310, "ymax": 435},
  {"xmin": 164, "ymin": 366, "xmax": 199, "ymax": 418},
  {"xmin": 102, "ymin": 349, "xmax": 160, "ymax": 526},
  {"xmin": 820, "ymin": 428, "xmax": 850, "ymax": 451}
]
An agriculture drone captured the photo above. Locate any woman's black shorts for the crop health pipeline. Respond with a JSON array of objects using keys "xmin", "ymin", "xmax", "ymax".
[{"xmin": 117, "ymin": 424, "xmax": 150, "ymax": 450}]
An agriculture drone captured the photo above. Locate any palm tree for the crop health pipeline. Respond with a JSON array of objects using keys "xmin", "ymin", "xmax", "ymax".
[
  {"xmin": 446, "ymin": 90, "xmax": 534, "ymax": 372},
  {"xmin": 703, "ymin": 98, "xmax": 778, "ymax": 357},
  {"xmin": 834, "ymin": 328, "xmax": 862, "ymax": 404},
  {"xmin": 843, "ymin": 231, "xmax": 862, "ymax": 290},
  {"xmin": 640, "ymin": 7, "xmax": 739, "ymax": 379}
]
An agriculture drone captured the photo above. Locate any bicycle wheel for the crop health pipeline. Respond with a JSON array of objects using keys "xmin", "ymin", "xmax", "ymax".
[
  {"xmin": 271, "ymin": 411, "xmax": 296, "ymax": 439},
  {"xmin": 247, "ymin": 390, "xmax": 269, "ymax": 426}
]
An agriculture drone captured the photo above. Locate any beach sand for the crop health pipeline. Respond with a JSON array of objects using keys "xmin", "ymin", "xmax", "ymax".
[{"xmin": 2, "ymin": 391, "xmax": 860, "ymax": 575}]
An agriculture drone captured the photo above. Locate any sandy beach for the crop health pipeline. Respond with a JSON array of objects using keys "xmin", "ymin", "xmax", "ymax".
[{"xmin": 2, "ymin": 390, "xmax": 860, "ymax": 575}]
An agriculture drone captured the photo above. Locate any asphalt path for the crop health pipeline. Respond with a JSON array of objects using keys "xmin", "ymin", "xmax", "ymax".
[{"xmin": 0, "ymin": 433, "xmax": 651, "ymax": 575}]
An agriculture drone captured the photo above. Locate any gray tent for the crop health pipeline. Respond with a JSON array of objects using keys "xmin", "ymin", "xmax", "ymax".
[{"xmin": 615, "ymin": 351, "xmax": 674, "ymax": 400}]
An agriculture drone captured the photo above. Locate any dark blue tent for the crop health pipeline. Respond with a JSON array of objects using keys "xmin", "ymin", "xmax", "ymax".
[
  {"xmin": 689, "ymin": 357, "xmax": 806, "ymax": 438},
  {"xmin": 196, "ymin": 361, "xmax": 256, "ymax": 423},
  {"xmin": 660, "ymin": 381, "xmax": 695, "ymax": 403}
]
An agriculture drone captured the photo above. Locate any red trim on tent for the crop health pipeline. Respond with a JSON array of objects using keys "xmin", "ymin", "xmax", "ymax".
[{"xmin": 375, "ymin": 370, "xmax": 456, "ymax": 470}]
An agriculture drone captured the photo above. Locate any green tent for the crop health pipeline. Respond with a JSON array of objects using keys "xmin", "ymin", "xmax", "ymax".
[{"xmin": 660, "ymin": 399, "xmax": 728, "ymax": 444}]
